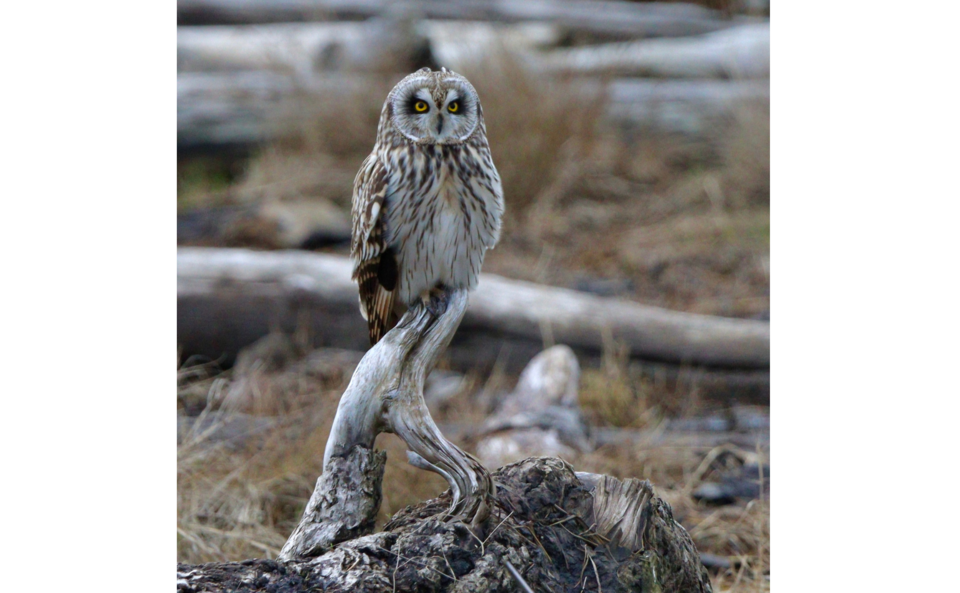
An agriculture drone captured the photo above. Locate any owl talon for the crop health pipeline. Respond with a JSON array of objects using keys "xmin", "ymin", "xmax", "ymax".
[{"xmin": 423, "ymin": 289, "xmax": 449, "ymax": 318}]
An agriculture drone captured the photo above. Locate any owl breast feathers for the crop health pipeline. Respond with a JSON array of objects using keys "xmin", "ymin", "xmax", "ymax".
[{"xmin": 350, "ymin": 67, "xmax": 504, "ymax": 345}]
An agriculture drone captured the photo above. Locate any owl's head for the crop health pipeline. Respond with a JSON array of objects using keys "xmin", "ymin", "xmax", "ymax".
[{"xmin": 383, "ymin": 68, "xmax": 483, "ymax": 145}]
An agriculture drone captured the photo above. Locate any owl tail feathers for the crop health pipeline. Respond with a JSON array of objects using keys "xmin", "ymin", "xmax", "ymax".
[
  {"xmin": 358, "ymin": 286, "xmax": 400, "ymax": 346},
  {"xmin": 355, "ymin": 249, "xmax": 402, "ymax": 345}
]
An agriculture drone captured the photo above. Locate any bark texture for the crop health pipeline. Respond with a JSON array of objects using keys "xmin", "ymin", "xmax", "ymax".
[{"xmin": 178, "ymin": 458, "xmax": 712, "ymax": 593}]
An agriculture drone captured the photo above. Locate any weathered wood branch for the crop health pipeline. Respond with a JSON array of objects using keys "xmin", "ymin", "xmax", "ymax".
[
  {"xmin": 606, "ymin": 78, "xmax": 769, "ymax": 138},
  {"xmin": 474, "ymin": 345, "xmax": 592, "ymax": 467},
  {"xmin": 178, "ymin": 0, "xmax": 733, "ymax": 41},
  {"xmin": 541, "ymin": 22, "xmax": 770, "ymax": 79},
  {"xmin": 278, "ymin": 289, "xmax": 493, "ymax": 561},
  {"xmin": 178, "ymin": 247, "xmax": 769, "ymax": 369},
  {"xmin": 178, "ymin": 21, "xmax": 559, "ymax": 76},
  {"xmin": 176, "ymin": 71, "xmax": 373, "ymax": 148},
  {"xmin": 277, "ymin": 445, "xmax": 386, "ymax": 560},
  {"xmin": 179, "ymin": 457, "xmax": 713, "ymax": 592}
]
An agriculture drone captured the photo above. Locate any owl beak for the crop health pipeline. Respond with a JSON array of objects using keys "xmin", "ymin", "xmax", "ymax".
[{"xmin": 436, "ymin": 116, "xmax": 444, "ymax": 135}]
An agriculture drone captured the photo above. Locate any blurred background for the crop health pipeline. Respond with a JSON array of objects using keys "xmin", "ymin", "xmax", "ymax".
[{"xmin": 177, "ymin": 0, "xmax": 770, "ymax": 590}]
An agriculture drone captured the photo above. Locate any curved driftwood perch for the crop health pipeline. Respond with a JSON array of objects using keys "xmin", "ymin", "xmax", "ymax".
[
  {"xmin": 279, "ymin": 289, "xmax": 493, "ymax": 562},
  {"xmin": 180, "ymin": 458, "xmax": 712, "ymax": 592}
]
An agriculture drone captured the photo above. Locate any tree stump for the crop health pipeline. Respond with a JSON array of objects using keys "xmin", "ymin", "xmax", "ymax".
[{"xmin": 178, "ymin": 458, "xmax": 712, "ymax": 592}]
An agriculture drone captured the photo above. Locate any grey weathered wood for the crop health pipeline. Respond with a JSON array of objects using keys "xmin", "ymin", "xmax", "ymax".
[
  {"xmin": 178, "ymin": 0, "xmax": 732, "ymax": 40},
  {"xmin": 326, "ymin": 288, "xmax": 492, "ymax": 522},
  {"xmin": 177, "ymin": 71, "xmax": 374, "ymax": 148},
  {"xmin": 541, "ymin": 22, "xmax": 770, "ymax": 79},
  {"xmin": 179, "ymin": 22, "xmax": 364, "ymax": 74},
  {"xmin": 178, "ymin": 247, "xmax": 769, "ymax": 368},
  {"xmin": 607, "ymin": 78, "xmax": 769, "ymax": 138},
  {"xmin": 179, "ymin": 457, "xmax": 713, "ymax": 592},
  {"xmin": 178, "ymin": 71, "xmax": 768, "ymax": 148},
  {"xmin": 278, "ymin": 289, "xmax": 492, "ymax": 561},
  {"xmin": 592, "ymin": 475, "xmax": 655, "ymax": 551},
  {"xmin": 418, "ymin": 19, "xmax": 561, "ymax": 71},
  {"xmin": 178, "ymin": 20, "xmax": 425, "ymax": 76},
  {"xmin": 178, "ymin": 20, "xmax": 558, "ymax": 76},
  {"xmin": 475, "ymin": 345, "xmax": 591, "ymax": 467},
  {"xmin": 277, "ymin": 445, "xmax": 386, "ymax": 559}
]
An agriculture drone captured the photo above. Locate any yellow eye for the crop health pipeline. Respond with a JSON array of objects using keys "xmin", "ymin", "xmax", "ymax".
[
  {"xmin": 414, "ymin": 101, "xmax": 428, "ymax": 113},
  {"xmin": 448, "ymin": 101, "xmax": 459, "ymax": 113}
]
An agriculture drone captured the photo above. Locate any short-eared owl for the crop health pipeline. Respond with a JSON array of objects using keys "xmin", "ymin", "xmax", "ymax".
[{"xmin": 350, "ymin": 67, "xmax": 504, "ymax": 345}]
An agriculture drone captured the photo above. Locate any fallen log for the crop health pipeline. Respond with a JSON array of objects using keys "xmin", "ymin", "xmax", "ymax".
[
  {"xmin": 541, "ymin": 22, "xmax": 770, "ymax": 79},
  {"xmin": 178, "ymin": 0, "xmax": 733, "ymax": 41},
  {"xmin": 176, "ymin": 71, "xmax": 373, "ymax": 148},
  {"xmin": 178, "ymin": 457, "xmax": 713, "ymax": 592},
  {"xmin": 178, "ymin": 21, "xmax": 427, "ymax": 76},
  {"xmin": 178, "ymin": 70, "xmax": 767, "ymax": 149},
  {"xmin": 178, "ymin": 20, "xmax": 560, "ymax": 76},
  {"xmin": 607, "ymin": 78, "xmax": 769, "ymax": 139},
  {"xmin": 476, "ymin": 345, "xmax": 591, "ymax": 467},
  {"xmin": 416, "ymin": 19, "xmax": 561, "ymax": 71},
  {"xmin": 178, "ymin": 247, "xmax": 769, "ymax": 369},
  {"xmin": 177, "ymin": 18, "xmax": 770, "ymax": 83}
]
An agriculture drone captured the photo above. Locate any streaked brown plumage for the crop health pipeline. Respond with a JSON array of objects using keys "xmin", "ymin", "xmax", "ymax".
[{"xmin": 351, "ymin": 68, "xmax": 503, "ymax": 345}]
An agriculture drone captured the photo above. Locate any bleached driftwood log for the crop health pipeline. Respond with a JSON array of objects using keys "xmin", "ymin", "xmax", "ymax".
[
  {"xmin": 417, "ymin": 19, "xmax": 560, "ymax": 71},
  {"xmin": 178, "ymin": 20, "xmax": 560, "ymax": 76},
  {"xmin": 177, "ymin": 71, "xmax": 767, "ymax": 149},
  {"xmin": 279, "ymin": 289, "xmax": 492, "ymax": 560},
  {"xmin": 176, "ymin": 71, "xmax": 377, "ymax": 148},
  {"xmin": 177, "ymin": 247, "xmax": 769, "ymax": 369},
  {"xmin": 475, "ymin": 345, "xmax": 592, "ymax": 468},
  {"xmin": 607, "ymin": 78, "xmax": 769, "ymax": 138},
  {"xmin": 178, "ymin": 20, "xmax": 426, "ymax": 76},
  {"xmin": 178, "ymin": 0, "xmax": 733, "ymax": 40},
  {"xmin": 542, "ymin": 22, "xmax": 770, "ymax": 79},
  {"xmin": 179, "ymin": 458, "xmax": 713, "ymax": 592}
]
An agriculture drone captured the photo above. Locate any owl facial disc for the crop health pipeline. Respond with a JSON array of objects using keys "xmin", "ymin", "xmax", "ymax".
[{"xmin": 386, "ymin": 68, "xmax": 481, "ymax": 145}]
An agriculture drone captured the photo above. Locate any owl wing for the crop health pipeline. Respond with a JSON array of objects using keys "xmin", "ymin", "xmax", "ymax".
[{"xmin": 351, "ymin": 152, "xmax": 400, "ymax": 346}]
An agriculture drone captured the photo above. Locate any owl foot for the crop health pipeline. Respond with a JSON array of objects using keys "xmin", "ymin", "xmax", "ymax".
[{"xmin": 422, "ymin": 286, "xmax": 449, "ymax": 318}]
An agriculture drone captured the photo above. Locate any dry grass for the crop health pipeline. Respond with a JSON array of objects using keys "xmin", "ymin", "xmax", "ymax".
[
  {"xmin": 178, "ymin": 412, "xmax": 322, "ymax": 560},
  {"xmin": 718, "ymin": 101, "xmax": 771, "ymax": 211},
  {"xmin": 571, "ymin": 436, "xmax": 769, "ymax": 592},
  {"xmin": 177, "ymin": 347, "xmax": 769, "ymax": 591},
  {"xmin": 479, "ymin": 105, "xmax": 770, "ymax": 316},
  {"xmin": 176, "ymin": 352, "xmax": 451, "ymax": 563}
]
